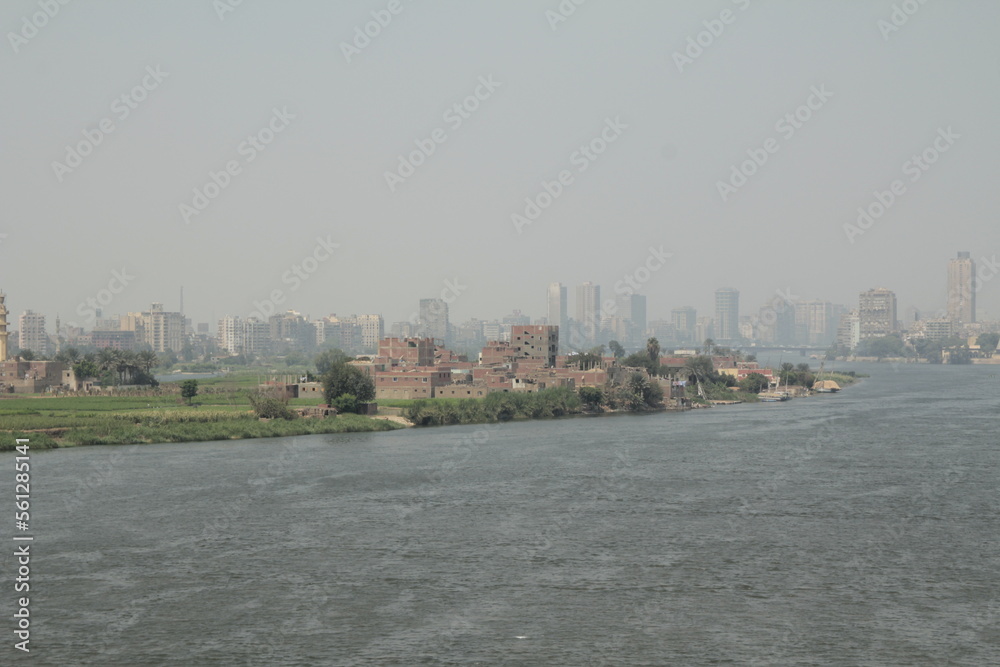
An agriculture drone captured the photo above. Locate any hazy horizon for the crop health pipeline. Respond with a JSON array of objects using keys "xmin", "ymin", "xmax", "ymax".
[{"xmin": 2, "ymin": 0, "xmax": 998, "ymax": 329}]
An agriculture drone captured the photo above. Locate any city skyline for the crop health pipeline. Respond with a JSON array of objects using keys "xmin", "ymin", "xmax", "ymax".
[
  {"xmin": 2, "ymin": 2, "xmax": 999, "ymax": 328},
  {"xmin": 3, "ymin": 249, "xmax": 995, "ymax": 358}
]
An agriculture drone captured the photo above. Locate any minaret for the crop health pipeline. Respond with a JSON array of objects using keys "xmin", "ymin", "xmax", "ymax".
[{"xmin": 0, "ymin": 292, "xmax": 9, "ymax": 361}]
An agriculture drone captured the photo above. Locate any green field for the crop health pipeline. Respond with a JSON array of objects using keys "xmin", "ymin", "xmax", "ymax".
[{"xmin": 0, "ymin": 378, "xmax": 399, "ymax": 450}]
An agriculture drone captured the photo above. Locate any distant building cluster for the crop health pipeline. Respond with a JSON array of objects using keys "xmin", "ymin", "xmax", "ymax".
[{"xmin": 0, "ymin": 252, "xmax": 996, "ymax": 369}]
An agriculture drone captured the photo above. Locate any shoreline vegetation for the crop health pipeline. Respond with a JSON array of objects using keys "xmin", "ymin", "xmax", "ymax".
[{"xmin": 0, "ymin": 368, "xmax": 863, "ymax": 450}]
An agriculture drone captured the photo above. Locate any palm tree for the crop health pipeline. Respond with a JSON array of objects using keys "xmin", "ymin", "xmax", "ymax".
[
  {"xmin": 97, "ymin": 348, "xmax": 118, "ymax": 379},
  {"xmin": 702, "ymin": 338, "xmax": 716, "ymax": 355},
  {"xmin": 137, "ymin": 350, "xmax": 159, "ymax": 374},
  {"xmin": 646, "ymin": 337, "xmax": 660, "ymax": 362},
  {"xmin": 683, "ymin": 356, "xmax": 715, "ymax": 400}
]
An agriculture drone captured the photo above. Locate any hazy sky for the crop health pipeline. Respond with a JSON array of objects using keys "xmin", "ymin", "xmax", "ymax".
[{"xmin": 2, "ymin": 0, "xmax": 999, "ymax": 329}]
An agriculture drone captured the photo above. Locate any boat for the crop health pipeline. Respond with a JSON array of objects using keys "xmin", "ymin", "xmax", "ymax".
[
  {"xmin": 812, "ymin": 362, "xmax": 840, "ymax": 393},
  {"xmin": 757, "ymin": 391, "xmax": 789, "ymax": 402}
]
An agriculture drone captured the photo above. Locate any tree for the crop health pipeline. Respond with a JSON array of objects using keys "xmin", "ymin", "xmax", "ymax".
[
  {"xmin": 977, "ymin": 333, "xmax": 1000, "ymax": 355},
  {"xmin": 621, "ymin": 352, "xmax": 657, "ymax": 376},
  {"xmin": 331, "ymin": 393, "xmax": 358, "ymax": 414},
  {"xmin": 579, "ymin": 386, "xmax": 603, "ymax": 409},
  {"xmin": 315, "ymin": 348, "xmax": 350, "ymax": 375},
  {"xmin": 646, "ymin": 337, "xmax": 660, "ymax": 363},
  {"xmin": 180, "ymin": 379, "xmax": 199, "ymax": 404},
  {"xmin": 608, "ymin": 340, "xmax": 626, "ymax": 359},
  {"xmin": 73, "ymin": 359, "xmax": 99, "ymax": 381},
  {"xmin": 19, "ymin": 349, "xmax": 36, "ymax": 361},
  {"xmin": 567, "ymin": 352, "xmax": 603, "ymax": 371},
  {"xmin": 702, "ymin": 338, "xmax": 715, "ymax": 355},
  {"xmin": 683, "ymin": 356, "xmax": 715, "ymax": 384},
  {"xmin": 137, "ymin": 350, "xmax": 159, "ymax": 374},
  {"xmin": 796, "ymin": 363, "xmax": 811, "ymax": 373},
  {"xmin": 248, "ymin": 387, "xmax": 295, "ymax": 419},
  {"xmin": 55, "ymin": 347, "xmax": 81, "ymax": 364},
  {"xmin": 321, "ymin": 362, "xmax": 375, "ymax": 405},
  {"xmin": 738, "ymin": 372, "xmax": 770, "ymax": 393}
]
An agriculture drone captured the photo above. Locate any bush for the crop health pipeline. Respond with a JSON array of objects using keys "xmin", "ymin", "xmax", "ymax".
[
  {"xmin": 331, "ymin": 393, "xmax": 358, "ymax": 414},
  {"xmin": 247, "ymin": 388, "xmax": 296, "ymax": 420}
]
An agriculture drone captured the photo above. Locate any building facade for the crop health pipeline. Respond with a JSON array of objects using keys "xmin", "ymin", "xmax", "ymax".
[
  {"xmin": 575, "ymin": 282, "xmax": 601, "ymax": 348},
  {"xmin": 18, "ymin": 310, "xmax": 49, "ymax": 356},
  {"xmin": 859, "ymin": 288, "xmax": 897, "ymax": 340},
  {"xmin": 714, "ymin": 288, "xmax": 740, "ymax": 342},
  {"xmin": 947, "ymin": 251, "xmax": 975, "ymax": 324}
]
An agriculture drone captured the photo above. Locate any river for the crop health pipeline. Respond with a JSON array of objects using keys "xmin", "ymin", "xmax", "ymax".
[{"xmin": 2, "ymin": 362, "xmax": 998, "ymax": 665}]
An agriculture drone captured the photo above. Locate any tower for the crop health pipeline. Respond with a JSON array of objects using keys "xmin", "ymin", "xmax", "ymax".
[
  {"xmin": 859, "ymin": 288, "xmax": 897, "ymax": 340},
  {"xmin": 0, "ymin": 292, "xmax": 9, "ymax": 361},
  {"xmin": 575, "ymin": 282, "xmax": 601, "ymax": 347},
  {"xmin": 946, "ymin": 252, "xmax": 975, "ymax": 324},
  {"xmin": 714, "ymin": 288, "xmax": 740, "ymax": 342}
]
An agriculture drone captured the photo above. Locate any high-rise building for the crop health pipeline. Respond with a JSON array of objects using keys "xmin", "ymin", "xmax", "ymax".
[
  {"xmin": 612, "ymin": 294, "xmax": 647, "ymax": 347},
  {"xmin": 859, "ymin": 288, "xmax": 897, "ymax": 340},
  {"xmin": 268, "ymin": 311, "xmax": 316, "ymax": 352},
  {"xmin": 547, "ymin": 283, "xmax": 568, "ymax": 338},
  {"xmin": 837, "ymin": 310, "xmax": 861, "ymax": 349},
  {"xmin": 575, "ymin": 282, "xmax": 601, "ymax": 347},
  {"xmin": 795, "ymin": 300, "xmax": 835, "ymax": 346},
  {"xmin": 947, "ymin": 251, "xmax": 976, "ymax": 324},
  {"xmin": 0, "ymin": 292, "xmax": 9, "ymax": 361},
  {"xmin": 714, "ymin": 288, "xmax": 740, "ymax": 342},
  {"xmin": 510, "ymin": 325, "xmax": 559, "ymax": 367},
  {"xmin": 19, "ymin": 310, "xmax": 49, "ymax": 356},
  {"xmin": 419, "ymin": 298, "xmax": 449, "ymax": 341},
  {"xmin": 671, "ymin": 307, "xmax": 696, "ymax": 343},
  {"xmin": 122, "ymin": 303, "xmax": 185, "ymax": 353},
  {"xmin": 356, "ymin": 314, "xmax": 385, "ymax": 350},
  {"xmin": 218, "ymin": 315, "xmax": 244, "ymax": 354}
]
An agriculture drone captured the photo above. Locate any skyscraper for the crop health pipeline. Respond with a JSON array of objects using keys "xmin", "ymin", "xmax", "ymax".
[
  {"xmin": 947, "ymin": 251, "xmax": 975, "ymax": 324},
  {"xmin": 714, "ymin": 288, "xmax": 740, "ymax": 342},
  {"xmin": 18, "ymin": 310, "xmax": 49, "ymax": 356},
  {"xmin": 859, "ymin": 288, "xmax": 897, "ymax": 340},
  {"xmin": 356, "ymin": 314, "xmax": 385, "ymax": 350},
  {"xmin": 615, "ymin": 294, "xmax": 647, "ymax": 347},
  {"xmin": 575, "ymin": 282, "xmax": 601, "ymax": 347},
  {"xmin": 419, "ymin": 298, "xmax": 449, "ymax": 342},
  {"xmin": 671, "ymin": 307, "xmax": 696, "ymax": 343},
  {"xmin": 546, "ymin": 282, "xmax": 568, "ymax": 336}
]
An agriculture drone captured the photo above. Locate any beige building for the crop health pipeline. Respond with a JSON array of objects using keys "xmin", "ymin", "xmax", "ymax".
[
  {"xmin": 18, "ymin": 309, "xmax": 49, "ymax": 356},
  {"xmin": 123, "ymin": 303, "xmax": 185, "ymax": 353},
  {"xmin": 859, "ymin": 288, "xmax": 897, "ymax": 340},
  {"xmin": 947, "ymin": 251, "xmax": 975, "ymax": 324}
]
